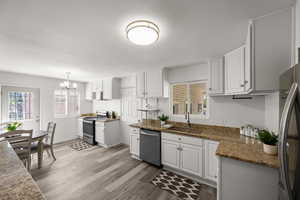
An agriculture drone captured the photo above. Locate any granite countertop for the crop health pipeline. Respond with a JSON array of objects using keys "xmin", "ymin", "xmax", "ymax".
[
  {"xmin": 0, "ymin": 141, "xmax": 45, "ymax": 200},
  {"xmin": 130, "ymin": 120, "xmax": 279, "ymax": 168}
]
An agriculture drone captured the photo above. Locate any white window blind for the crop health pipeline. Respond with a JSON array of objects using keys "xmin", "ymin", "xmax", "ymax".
[{"xmin": 171, "ymin": 81, "xmax": 208, "ymax": 118}]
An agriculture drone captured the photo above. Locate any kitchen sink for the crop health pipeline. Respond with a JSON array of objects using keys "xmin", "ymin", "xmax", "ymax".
[{"xmin": 167, "ymin": 126, "xmax": 202, "ymax": 134}]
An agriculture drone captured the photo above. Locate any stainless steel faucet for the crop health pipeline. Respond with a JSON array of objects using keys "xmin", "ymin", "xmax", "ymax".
[{"xmin": 185, "ymin": 112, "xmax": 191, "ymax": 127}]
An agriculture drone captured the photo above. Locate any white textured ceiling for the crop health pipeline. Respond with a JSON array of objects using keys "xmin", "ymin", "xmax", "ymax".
[{"xmin": 0, "ymin": 0, "xmax": 293, "ymax": 81}]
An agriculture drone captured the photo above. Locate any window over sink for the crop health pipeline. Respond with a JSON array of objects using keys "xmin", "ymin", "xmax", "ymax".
[{"xmin": 171, "ymin": 81, "xmax": 208, "ymax": 118}]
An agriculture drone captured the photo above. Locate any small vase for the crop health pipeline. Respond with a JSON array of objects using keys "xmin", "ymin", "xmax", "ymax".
[
  {"xmin": 263, "ymin": 144, "xmax": 278, "ymax": 155},
  {"xmin": 160, "ymin": 121, "xmax": 166, "ymax": 126}
]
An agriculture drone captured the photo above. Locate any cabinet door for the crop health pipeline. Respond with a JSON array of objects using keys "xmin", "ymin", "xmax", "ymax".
[
  {"xmin": 180, "ymin": 144, "xmax": 203, "ymax": 177},
  {"xmin": 146, "ymin": 70, "xmax": 163, "ymax": 98},
  {"xmin": 85, "ymin": 82, "xmax": 93, "ymax": 100},
  {"xmin": 103, "ymin": 78, "xmax": 112, "ymax": 100},
  {"xmin": 96, "ymin": 125, "xmax": 105, "ymax": 144},
  {"xmin": 161, "ymin": 139, "xmax": 180, "ymax": 169},
  {"xmin": 224, "ymin": 46, "xmax": 245, "ymax": 94},
  {"xmin": 205, "ymin": 140, "xmax": 219, "ymax": 182},
  {"xmin": 136, "ymin": 72, "xmax": 146, "ymax": 98},
  {"xmin": 244, "ymin": 22, "xmax": 253, "ymax": 92},
  {"xmin": 130, "ymin": 133, "xmax": 140, "ymax": 156},
  {"xmin": 209, "ymin": 58, "xmax": 224, "ymax": 95},
  {"xmin": 78, "ymin": 119, "xmax": 83, "ymax": 138}
]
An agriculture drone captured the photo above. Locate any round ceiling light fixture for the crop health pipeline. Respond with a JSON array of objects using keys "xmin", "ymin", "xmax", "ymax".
[{"xmin": 126, "ymin": 20, "xmax": 159, "ymax": 45}]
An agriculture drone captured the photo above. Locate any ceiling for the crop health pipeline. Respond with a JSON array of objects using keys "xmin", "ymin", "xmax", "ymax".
[{"xmin": 0, "ymin": 0, "xmax": 293, "ymax": 81}]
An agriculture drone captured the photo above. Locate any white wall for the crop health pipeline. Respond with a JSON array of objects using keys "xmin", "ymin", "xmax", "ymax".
[
  {"xmin": 0, "ymin": 71, "xmax": 92, "ymax": 143},
  {"xmin": 264, "ymin": 92, "xmax": 280, "ymax": 133},
  {"xmin": 166, "ymin": 63, "xmax": 209, "ymax": 83},
  {"xmin": 93, "ymin": 99, "xmax": 121, "ymax": 115}
]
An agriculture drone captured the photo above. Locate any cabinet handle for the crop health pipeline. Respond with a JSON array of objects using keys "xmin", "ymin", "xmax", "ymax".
[
  {"xmin": 240, "ymin": 84, "xmax": 245, "ymax": 87},
  {"xmin": 209, "ymin": 88, "xmax": 212, "ymax": 91},
  {"xmin": 214, "ymin": 175, "xmax": 217, "ymax": 178},
  {"xmin": 178, "ymin": 138, "xmax": 182, "ymax": 140},
  {"xmin": 244, "ymin": 80, "xmax": 248, "ymax": 84}
]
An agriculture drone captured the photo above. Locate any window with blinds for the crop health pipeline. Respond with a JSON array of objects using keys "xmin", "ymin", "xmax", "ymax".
[
  {"xmin": 54, "ymin": 90, "xmax": 79, "ymax": 118},
  {"xmin": 171, "ymin": 81, "xmax": 208, "ymax": 118}
]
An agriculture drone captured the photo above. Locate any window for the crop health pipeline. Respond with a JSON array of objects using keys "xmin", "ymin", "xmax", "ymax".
[
  {"xmin": 8, "ymin": 91, "xmax": 33, "ymax": 121},
  {"xmin": 54, "ymin": 90, "xmax": 79, "ymax": 118},
  {"xmin": 171, "ymin": 81, "xmax": 208, "ymax": 118}
]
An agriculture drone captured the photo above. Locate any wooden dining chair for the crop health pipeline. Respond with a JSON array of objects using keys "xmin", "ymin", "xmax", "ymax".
[
  {"xmin": 31, "ymin": 122, "xmax": 57, "ymax": 161},
  {"xmin": 0, "ymin": 130, "xmax": 33, "ymax": 171}
]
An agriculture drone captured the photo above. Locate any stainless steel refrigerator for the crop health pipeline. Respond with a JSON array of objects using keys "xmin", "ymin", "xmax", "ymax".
[{"xmin": 279, "ymin": 63, "xmax": 300, "ymax": 200}]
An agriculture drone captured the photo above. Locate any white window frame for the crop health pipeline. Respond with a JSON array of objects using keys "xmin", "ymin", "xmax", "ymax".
[
  {"xmin": 54, "ymin": 90, "xmax": 80, "ymax": 118},
  {"xmin": 7, "ymin": 91, "xmax": 34, "ymax": 122},
  {"xmin": 170, "ymin": 80, "xmax": 209, "ymax": 119}
]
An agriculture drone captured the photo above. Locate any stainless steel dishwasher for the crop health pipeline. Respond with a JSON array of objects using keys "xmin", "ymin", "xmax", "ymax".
[{"xmin": 140, "ymin": 129, "xmax": 161, "ymax": 167}]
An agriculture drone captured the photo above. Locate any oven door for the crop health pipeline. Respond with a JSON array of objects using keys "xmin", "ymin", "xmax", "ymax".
[{"xmin": 83, "ymin": 120, "xmax": 96, "ymax": 145}]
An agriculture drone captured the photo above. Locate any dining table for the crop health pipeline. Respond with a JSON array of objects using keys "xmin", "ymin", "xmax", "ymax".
[{"xmin": 0, "ymin": 129, "xmax": 48, "ymax": 169}]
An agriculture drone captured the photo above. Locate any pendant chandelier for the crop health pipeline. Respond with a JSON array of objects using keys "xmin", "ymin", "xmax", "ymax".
[{"xmin": 59, "ymin": 72, "xmax": 77, "ymax": 90}]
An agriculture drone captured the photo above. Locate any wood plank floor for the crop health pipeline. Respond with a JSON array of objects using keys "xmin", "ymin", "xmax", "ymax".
[{"xmin": 31, "ymin": 140, "xmax": 216, "ymax": 200}]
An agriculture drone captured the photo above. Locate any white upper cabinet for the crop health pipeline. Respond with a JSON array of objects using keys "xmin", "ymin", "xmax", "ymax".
[
  {"xmin": 103, "ymin": 78, "xmax": 121, "ymax": 100},
  {"xmin": 208, "ymin": 58, "xmax": 224, "ymax": 95},
  {"xmin": 136, "ymin": 69, "xmax": 168, "ymax": 98},
  {"xmin": 220, "ymin": 8, "xmax": 291, "ymax": 95},
  {"xmin": 146, "ymin": 70, "xmax": 163, "ymax": 98},
  {"xmin": 85, "ymin": 82, "xmax": 94, "ymax": 100},
  {"xmin": 136, "ymin": 72, "xmax": 146, "ymax": 98},
  {"xmin": 244, "ymin": 22, "xmax": 253, "ymax": 93},
  {"xmin": 224, "ymin": 46, "xmax": 246, "ymax": 94},
  {"xmin": 251, "ymin": 8, "xmax": 291, "ymax": 92},
  {"xmin": 85, "ymin": 78, "xmax": 121, "ymax": 100}
]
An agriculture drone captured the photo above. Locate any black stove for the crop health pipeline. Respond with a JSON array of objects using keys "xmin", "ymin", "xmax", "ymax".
[{"xmin": 82, "ymin": 115, "xmax": 108, "ymax": 145}]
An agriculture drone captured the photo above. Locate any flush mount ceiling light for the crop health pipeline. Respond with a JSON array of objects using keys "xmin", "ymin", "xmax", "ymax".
[{"xmin": 126, "ymin": 20, "xmax": 159, "ymax": 45}]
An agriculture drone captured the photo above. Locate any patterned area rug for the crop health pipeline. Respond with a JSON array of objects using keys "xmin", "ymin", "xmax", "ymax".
[
  {"xmin": 69, "ymin": 140, "xmax": 94, "ymax": 151},
  {"xmin": 151, "ymin": 170, "xmax": 207, "ymax": 200}
]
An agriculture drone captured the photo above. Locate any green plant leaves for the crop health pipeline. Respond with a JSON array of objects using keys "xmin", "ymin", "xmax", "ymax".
[{"xmin": 257, "ymin": 130, "xmax": 278, "ymax": 145}]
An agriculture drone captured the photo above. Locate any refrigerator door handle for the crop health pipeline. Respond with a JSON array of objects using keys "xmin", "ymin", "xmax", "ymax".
[{"xmin": 279, "ymin": 83, "xmax": 298, "ymax": 200}]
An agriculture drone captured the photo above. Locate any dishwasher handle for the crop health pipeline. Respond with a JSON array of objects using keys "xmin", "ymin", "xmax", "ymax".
[{"xmin": 140, "ymin": 132, "xmax": 159, "ymax": 137}]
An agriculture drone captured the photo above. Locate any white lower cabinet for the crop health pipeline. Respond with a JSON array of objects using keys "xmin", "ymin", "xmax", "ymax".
[
  {"xmin": 78, "ymin": 118, "xmax": 83, "ymax": 138},
  {"xmin": 161, "ymin": 140, "xmax": 180, "ymax": 169},
  {"xmin": 129, "ymin": 128, "xmax": 140, "ymax": 157},
  {"xmin": 95, "ymin": 121, "xmax": 120, "ymax": 148},
  {"xmin": 161, "ymin": 132, "xmax": 204, "ymax": 178},
  {"xmin": 204, "ymin": 140, "xmax": 219, "ymax": 182},
  {"xmin": 161, "ymin": 132, "xmax": 219, "ymax": 182},
  {"xmin": 180, "ymin": 143, "xmax": 203, "ymax": 177}
]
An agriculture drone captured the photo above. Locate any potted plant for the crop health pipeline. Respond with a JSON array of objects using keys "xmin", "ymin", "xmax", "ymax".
[
  {"xmin": 112, "ymin": 111, "xmax": 117, "ymax": 119},
  {"xmin": 158, "ymin": 114, "xmax": 169, "ymax": 126},
  {"xmin": 5, "ymin": 122, "xmax": 22, "ymax": 132},
  {"xmin": 257, "ymin": 129, "xmax": 278, "ymax": 155}
]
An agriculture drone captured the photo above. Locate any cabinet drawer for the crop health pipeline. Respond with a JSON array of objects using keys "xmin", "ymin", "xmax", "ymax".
[
  {"xmin": 162, "ymin": 132, "xmax": 203, "ymax": 146},
  {"xmin": 96, "ymin": 122, "xmax": 105, "ymax": 127},
  {"xmin": 131, "ymin": 128, "xmax": 140, "ymax": 134}
]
